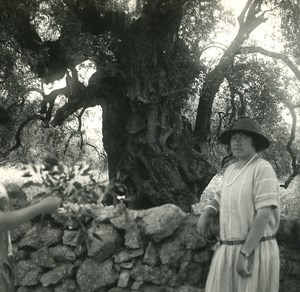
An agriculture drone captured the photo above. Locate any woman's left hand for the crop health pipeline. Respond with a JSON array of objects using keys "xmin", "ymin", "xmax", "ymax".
[{"xmin": 236, "ymin": 252, "xmax": 252, "ymax": 277}]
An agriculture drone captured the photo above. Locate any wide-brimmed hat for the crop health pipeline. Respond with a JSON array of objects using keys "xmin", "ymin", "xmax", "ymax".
[{"xmin": 219, "ymin": 117, "xmax": 270, "ymax": 150}]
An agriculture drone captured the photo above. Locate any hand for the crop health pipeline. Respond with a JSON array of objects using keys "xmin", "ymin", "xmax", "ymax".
[
  {"xmin": 197, "ymin": 213, "xmax": 210, "ymax": 239},
  {"xmin": 236, "ymin": 251, "xmax": 252, "ymax": 277},
  {"xmin": 39, "ymin": 196, "xmax": 62, "ymax": 214}
]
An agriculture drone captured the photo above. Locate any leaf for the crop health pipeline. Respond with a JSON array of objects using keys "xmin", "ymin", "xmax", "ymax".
[
  {"xmin": 73, "ymin": 181, "xmax": 82, "ymax": 189},
  {"xmin": 21, "ymin": 181, "xmax": 41, "ymax": 188},
  {"xmin": 69, "ymin": 173, "xmax": 76, "ymax": 180},
  {"xmin": 44, "ymin": 156, "xmax": 59, "ymax": 166},
  {"xmin": 45, "ymin": 174, "xmax": 55, "ymax": 187},
  {"xmin": 22, "ymin": 171, "xmax": 32, "ymax": 177}
]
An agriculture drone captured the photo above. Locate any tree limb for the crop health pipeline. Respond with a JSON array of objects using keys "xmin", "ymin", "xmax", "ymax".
[
  {"xmin": 8, "ymin": 114, "xmax": 48, "ymax": 153},
  {"xmin": 239, "ymin": 46, "xmax": 300, "ymax": 80},
  {"xmin": 193, "ymin": 0, "xmax": 266, "ymax": 145},
  {"xmin": 239, "ymin": 45, "xmax": 300, "ymax": 188}
]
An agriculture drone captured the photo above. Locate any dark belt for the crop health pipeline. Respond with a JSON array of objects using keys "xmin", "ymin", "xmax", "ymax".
[{"xmin": 219, "ymin": 235, "xmax": 276, "ymax": 245}]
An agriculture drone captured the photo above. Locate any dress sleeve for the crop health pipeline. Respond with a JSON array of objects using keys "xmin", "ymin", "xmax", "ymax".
[
  {"xmin": 214, "ymin": 173, "xmax": 226, "ymax": 204},
  {"xmin": 0, "ymin": 184, "xmax": 8, "ymax": 199},
  {"xmin": 214, "ymin": 186, "xmax": 221, "ymax": 204},
  {"xmin": 253, "ymin": 161, "xmax": 279, "ymax": 210}
]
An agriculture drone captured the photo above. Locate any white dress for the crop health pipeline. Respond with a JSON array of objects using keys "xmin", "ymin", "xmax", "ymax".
[{"xmin": 205, "ymin": 156, "xmax": 280, "ymax": 292}]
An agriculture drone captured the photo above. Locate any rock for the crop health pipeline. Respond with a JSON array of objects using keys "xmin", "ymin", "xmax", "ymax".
[
  {"xmin": 193, "ymin": 251, "xmax": 211, "ymax": 265},
  {"xmin": 39, "ymin": 226, "xmax": 63, "ymax": 247},
  {"xmin": 277, "ymin": 218, "xmax": 299, "ymax": 247},
  {"xmin": 140, "ymin": 204, "xmax": 186, "ymax": 242},
  {"xmin": 49, "ymin": 245, "xmax": 76, "ymax": 263},
  {"xmin": 119, "ymin": 262, "xmax": 134, "ymax": 269},
  {"xmin": 175, "ymin": 261, "xmax": 204, "ymax": 287},
  {"xmin": 54, "ymin": 279, "xmax": 79, "ymax": 292},
  {"xmin": 76, "ymin": 258, "xmax": 118, "ymax": 292},
  {"xmin": 176, "ymin": 216, "xmax": 207, "ymax": 250},
  {"xmin": 166, "ymin": 286, "xmax": 204, "ymax": 292},
  {"xmin": 158, "ymin": 237, "xmax": 185, "ymax": 269},
  {"xmin": 131, "ymin": 277, "xmax": 143, "ymax": 290},
  {"xmin": 18, "ymin": 226, "xmax": 40, "ymax": 250},
  {"xmin": 15, "ymin": 249, "xmax": 30, "ymax": 262},
  {"xmin": 130, "ymin": 262, "xmax": 176, "ymax": 285},
  {"xmin": 108, "ymin": 288, "xmax": 128, "ymax": 292},
  {"xmin": 114, "ymin": 248, "xmax": 144, "ymax": 263},
  {"xmin": 11, "ymin": 222, "xmax": 32, "ymax": 243},
  {"xmin": 125, "ymin": 221, "xmax": 143, "ymax": 249},
  {"xmin": 62, "ymin": 230, "xmax": 81, "ymax": 247},
  {"xmin": 16, "ymin": 260, "xmax": 42, "ymax": 286},
  {"xmin": 111, "ymin": 209, "xmax": 149, "ymax": 229},
  {"xmin": 31, "ymin": 247, "xmax": 56, "ymax": 268},
  {"xmin": 143, "ymin": 242, "xmax": 159, "ymax": 266},
  {"xmin": 87, "ymin": 223, "xmax": 121, "ymax": 261},
  {"xmin": 40, "ymin": 264, "xmax": 74, "ymax": 287},
  {"xmin": 30, "ymin": 286, "xmax": 53, "ymax": 292},
  {"xmin": 136, "ymin": 285, "xmax": 166, "ymax": 292},
  {"xmin": 117, "ymin": 270, "xmax": 130, "ymax": 288},
  {"xmin": 191, "ymin": 203, "xmax": 202, "ymax": 216},
  {"xmin": 6, "ymin": 183, "xmax": 29, "ymax": 209},
  {"xmin": 93, "ymin": 205, "xmax": 122, "ymax": 222}
]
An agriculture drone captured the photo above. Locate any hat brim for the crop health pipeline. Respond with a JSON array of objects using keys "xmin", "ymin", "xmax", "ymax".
[{"xmin": 219, "ymin": 129, "xmax": 270, "ymax": 150}]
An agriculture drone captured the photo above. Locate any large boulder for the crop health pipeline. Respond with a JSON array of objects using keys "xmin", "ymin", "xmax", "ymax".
[{"xmin": 140, "ymin": 204, "xmax": 186, "ymax": 242}]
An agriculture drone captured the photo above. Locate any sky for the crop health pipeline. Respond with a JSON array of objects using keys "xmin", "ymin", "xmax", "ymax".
[{"xmin": 222, "ymin": 0, "xmax": 246, "ymax": 15}]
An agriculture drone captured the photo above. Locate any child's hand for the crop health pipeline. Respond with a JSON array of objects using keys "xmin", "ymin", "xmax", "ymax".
[{"xmin": 39, "ymin": 196, "xmax": 62, "ymax": 214}]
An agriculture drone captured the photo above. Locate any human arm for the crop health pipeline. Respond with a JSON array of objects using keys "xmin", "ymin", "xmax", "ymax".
[
  {"xmin": 0, "ymin": 196, "xmax": 62, "ymax": 232},
  {"xmin": 236, "ymin": 206, "xmax": 272, "ymax": 276},
  {"xmin": 237, "ymin": 161, "xmax": 279, "ymax": 276},
  {"xmin": 197, "ymin": 198, "xmax": 219, "ymax": 239}
]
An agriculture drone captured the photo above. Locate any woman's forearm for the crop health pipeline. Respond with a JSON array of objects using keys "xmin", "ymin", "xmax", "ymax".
[
  {"xmin": 241, "ymin": 206, "xmax": 272, "ymax": 255},
  {"xmin": 0, "ymin": 202, "xmax": 46, "ymax": 231},
  {"xmin": 203, "ymin": 199, "xmax": 220, "ymax": 216}
]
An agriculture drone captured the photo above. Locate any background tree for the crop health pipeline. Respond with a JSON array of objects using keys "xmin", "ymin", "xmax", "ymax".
[{"xmin": 0, "ymin": 0, "xmax": 299, "ymax": 211}]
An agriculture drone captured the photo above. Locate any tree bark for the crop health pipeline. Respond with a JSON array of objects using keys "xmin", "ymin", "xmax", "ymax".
[{"xmin": 2, "ymin": 0, "xmax": 217, "ymax": 211}]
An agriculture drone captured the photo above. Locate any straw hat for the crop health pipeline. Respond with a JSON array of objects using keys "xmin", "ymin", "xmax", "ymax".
[{"xmin": 219, "ymin": 117, "xmax": 270, "ymax": 150}]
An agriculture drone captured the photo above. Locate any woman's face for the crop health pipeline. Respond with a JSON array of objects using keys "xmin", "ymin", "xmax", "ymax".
[{"xmin": 230, "ymin": 132, "xmax": 256, "ymax": 160}]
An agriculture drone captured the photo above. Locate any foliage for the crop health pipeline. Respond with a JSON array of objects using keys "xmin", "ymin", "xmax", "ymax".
[
  {"xmin": 20, "ymin": 152, "xmax": 132, "ymax": 229},
  {"xmin": 20, "ymin": 153, "xmax": 105, "ymax": 226},
  {"xmin": 277, "ymin": 0, "xmax": 300, "ymax": 58},
  {"xmin": 21, "ymin": 154, "xmax": 103, "ymax": 202},
  {"xmin": 0, "ymin": 0, "xmax": 299, "ymax": 209}
]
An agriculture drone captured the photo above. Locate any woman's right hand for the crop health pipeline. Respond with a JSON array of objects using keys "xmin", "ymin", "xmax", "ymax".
[
  {"xmin": 197, "ymin": 212, "xmax": 210, "ymax": 239},
  {"xmin": 39, "ymin": 196, "xmax": 62, "ymax": 214}
]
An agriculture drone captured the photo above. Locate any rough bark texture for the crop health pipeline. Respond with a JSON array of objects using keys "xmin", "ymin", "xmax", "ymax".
[{"xmin": 1, "ymin": 0, "xmax": 216, "ymax": 211}]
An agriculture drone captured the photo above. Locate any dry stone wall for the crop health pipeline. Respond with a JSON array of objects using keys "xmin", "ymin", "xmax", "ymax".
[{"xmin": 12, "ymin": 204, "xmax": 300, "ymax": 292}]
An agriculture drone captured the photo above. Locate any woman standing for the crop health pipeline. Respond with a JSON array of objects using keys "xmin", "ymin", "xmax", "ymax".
[{"xmin": 197, "ymin": 117, "xmax": 280, "ymax": 292}]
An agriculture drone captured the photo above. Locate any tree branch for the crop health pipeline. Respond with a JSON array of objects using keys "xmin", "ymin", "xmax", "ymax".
[
  {"xmin": 193, "ymin": 0, "xmax": 267, "ymax": 145},
  {"xmin": 239, "ymin": 45, "xmax": 300, "ymax": 188},
  {"xmin": 239, "ymin": 46, "xmax": 300, "ymax": 80},
  {"xmin": 7, "ymin": 114, "xmax": 48, "ymax": 153}
]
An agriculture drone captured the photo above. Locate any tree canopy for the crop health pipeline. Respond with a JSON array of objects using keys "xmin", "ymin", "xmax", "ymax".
[{"xmin": 0, "ymin": 0, "xmax": 299, "ymax": 210}]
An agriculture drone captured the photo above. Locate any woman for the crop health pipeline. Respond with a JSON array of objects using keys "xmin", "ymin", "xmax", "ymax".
[{"xmin": 197, "ymin": 117, "xmax": 280, "ymax": 292}]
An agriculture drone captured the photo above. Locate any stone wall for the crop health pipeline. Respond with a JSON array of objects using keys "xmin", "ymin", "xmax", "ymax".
[{"xmin": 11, "ymin": 204, "xmax": 300, "ymax": 292}]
